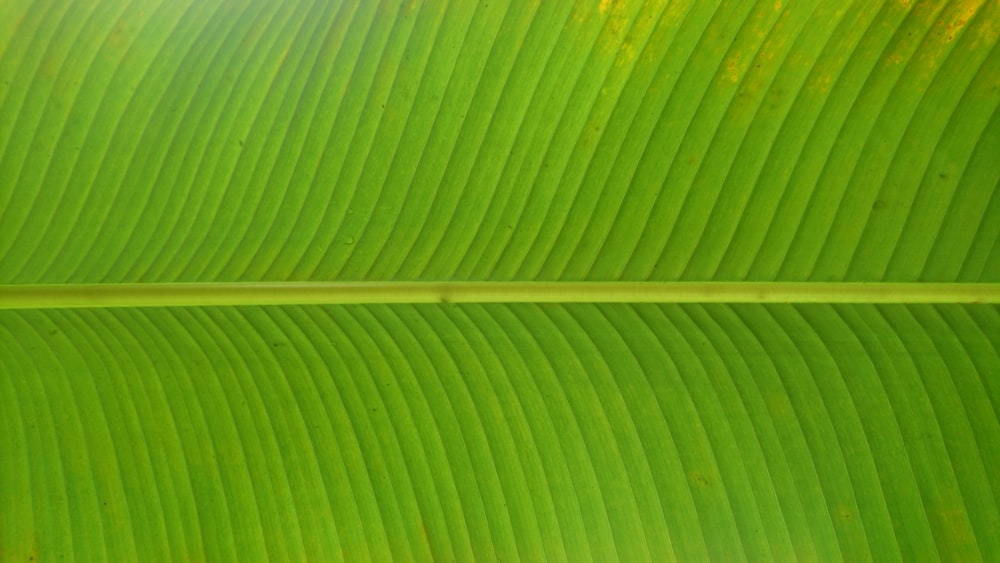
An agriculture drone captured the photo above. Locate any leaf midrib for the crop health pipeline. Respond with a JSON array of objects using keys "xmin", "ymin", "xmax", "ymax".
[{"xmin": 1, "ymin": 281, "xmax": 997, "ymax": 309}]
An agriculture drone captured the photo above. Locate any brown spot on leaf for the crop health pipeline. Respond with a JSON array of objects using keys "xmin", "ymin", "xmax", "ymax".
[{"xmin": 689, "ymin": 471, "xmax": 711, "ymax": 487}]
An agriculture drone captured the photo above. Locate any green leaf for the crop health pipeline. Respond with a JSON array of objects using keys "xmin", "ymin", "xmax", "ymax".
[
  {"xmin": 2, "ymin": 304, "xmax": 999, "ymax": 561},
  {"xmin": 1, "ymin": 0, "xmax": 997, "ymax": 561}
]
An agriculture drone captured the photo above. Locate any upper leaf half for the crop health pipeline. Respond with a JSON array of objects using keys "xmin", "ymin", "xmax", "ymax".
[{"xmin": 0, "ymin": 0, "xmax": 996, "ymax": 283}]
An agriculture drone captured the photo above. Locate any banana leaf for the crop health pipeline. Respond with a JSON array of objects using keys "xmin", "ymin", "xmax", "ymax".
[{"xmin": 1, "ymin": 0, "xmax": 997, "ymax": 560}]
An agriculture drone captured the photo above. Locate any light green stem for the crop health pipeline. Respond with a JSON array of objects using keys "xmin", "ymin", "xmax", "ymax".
[{"xmin": 1, "ymin": 282, "xmax": 997, "ymax": 309}]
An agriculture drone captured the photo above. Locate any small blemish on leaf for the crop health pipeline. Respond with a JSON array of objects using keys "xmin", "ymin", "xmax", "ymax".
[{"xmin": 689, "ymin": 471, "xmax": 711, "ymax": 487}]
